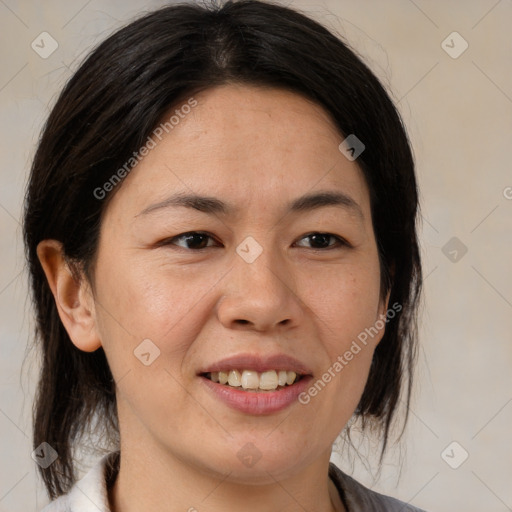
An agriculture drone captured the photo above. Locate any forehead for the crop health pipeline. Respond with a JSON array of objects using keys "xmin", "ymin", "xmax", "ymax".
[{"xmin": 106, "ymin": 84, "xmax": 371, "ymax": 221}]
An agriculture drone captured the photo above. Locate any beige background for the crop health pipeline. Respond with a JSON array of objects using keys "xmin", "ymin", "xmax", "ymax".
[{"xmin": 1, "ymin": 0, "xmax": 511, "ymax": 510}]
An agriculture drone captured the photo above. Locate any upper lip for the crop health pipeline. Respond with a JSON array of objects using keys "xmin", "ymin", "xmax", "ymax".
[{"xmin": 198, "ymin": 353, "xmax": 313, "ymax": 375}]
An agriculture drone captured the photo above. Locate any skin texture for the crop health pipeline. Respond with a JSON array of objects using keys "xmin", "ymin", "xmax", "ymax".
[{"xmin": 38, "ymin": 84, "xmax": 390, "ymax": 512}]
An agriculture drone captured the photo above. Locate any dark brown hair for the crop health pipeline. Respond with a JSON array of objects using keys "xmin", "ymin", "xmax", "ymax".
[{"xmin": 23, "ymin": 0, "xmax": 422, "ymax": 499}]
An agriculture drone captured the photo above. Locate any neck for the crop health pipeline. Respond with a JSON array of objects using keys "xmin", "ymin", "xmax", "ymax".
[{"xmin": 108, "ymin": 439, "xmax": 345, "ymax": 512}]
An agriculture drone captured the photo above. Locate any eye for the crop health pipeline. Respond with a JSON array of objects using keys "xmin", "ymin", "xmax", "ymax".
[
  {"xmin": 294, "ymin": 232, "xmax": 349, "ymax": 250},
  {"xmin": 159, "ymin": 231, "xmax": 349, "ymax": 251},
  {"xmin": 162, "ymin": 231, "xmax": 221, "ymax": 250}
]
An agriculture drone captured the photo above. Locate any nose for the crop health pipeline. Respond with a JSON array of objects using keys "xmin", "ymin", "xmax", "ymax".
[{"xmin": 216, "ymin": 247, "xmax": 303, "ymax": 332}]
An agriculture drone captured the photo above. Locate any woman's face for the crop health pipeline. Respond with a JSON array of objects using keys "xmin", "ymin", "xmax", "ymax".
[{"xmin": 90, "ymin": 84, "xmax": 389, "ymax": 481}]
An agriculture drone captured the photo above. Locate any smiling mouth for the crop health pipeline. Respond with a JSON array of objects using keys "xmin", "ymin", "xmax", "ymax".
[{"xmin": 201, "ymin": 369, "xmax": 303, "ymax": 392}]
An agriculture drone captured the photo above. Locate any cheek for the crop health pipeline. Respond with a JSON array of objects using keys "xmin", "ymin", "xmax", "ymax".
[
  {"xmin": 301, "ymin": 260, "xmax": 382, "ymax": 349},
  {"xmin": 92, "ymin": 255, "xmax": 224, "ymax": 365},
  {"xmin": 91, "ymin": 258, "xmax": 207, "ymax": 419}
]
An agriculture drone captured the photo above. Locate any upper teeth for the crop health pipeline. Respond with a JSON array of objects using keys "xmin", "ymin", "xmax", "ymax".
[{"xmin": 208, "ymin": 370, "xmax": 298, "ymax": 390}]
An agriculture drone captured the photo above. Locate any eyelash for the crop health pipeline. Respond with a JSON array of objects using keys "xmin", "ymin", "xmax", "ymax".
[{"xmin": 160, "ymin": 231, "xmax": 350, "ymax": 251}]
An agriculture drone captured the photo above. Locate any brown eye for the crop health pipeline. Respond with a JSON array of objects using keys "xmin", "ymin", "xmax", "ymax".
[
  {"xmin": 165, "ymin": 232, "xmax": 220, "ymax": 250},
  {"xmin": 295, "ymin": 232, "xmax": 348, "ymax": 250}
]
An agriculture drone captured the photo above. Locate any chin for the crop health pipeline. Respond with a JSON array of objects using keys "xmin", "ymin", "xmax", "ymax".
[{"xmin": 195, "ymin": 439, "xmax": 316, "ymax": 484}]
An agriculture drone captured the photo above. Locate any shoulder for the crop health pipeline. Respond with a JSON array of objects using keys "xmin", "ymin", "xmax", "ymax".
[
  {"xmin": 329, "ymin": 462, "xmax": 428, "ymax": 512},
  {"xmin": 39, "ymin": 451, "xmax": 120, "ymax": 512}
]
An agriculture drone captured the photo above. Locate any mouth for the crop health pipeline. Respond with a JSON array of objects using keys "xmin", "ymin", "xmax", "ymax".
[
  {"xmin": 200, "ymin": 369, "xmax": 304, "ymax": 392},
  {"xmin": 197, "ymin": 353, "xmax": 313, "ymax": 413}
]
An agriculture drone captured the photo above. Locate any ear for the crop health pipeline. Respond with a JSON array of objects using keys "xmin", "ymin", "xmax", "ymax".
[
  {"xmin": 36, "ymin": 240, "xmax": 102, "ymax": 352},
  {"xmin": 373, "ymin": 263, "xmax": 396, "ymax": 347},
  {"xmin": 378, "ymin": 287, "xmax": 391, "ymax": 318},
  {"xmin": 378, "ymin": 262, "xmax": 395, "ymax": 318}
]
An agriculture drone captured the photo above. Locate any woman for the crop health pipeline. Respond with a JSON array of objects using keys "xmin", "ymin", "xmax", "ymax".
[{"xmin": 24, "ymin": 1, "xmax": 424, "ymax": 510}]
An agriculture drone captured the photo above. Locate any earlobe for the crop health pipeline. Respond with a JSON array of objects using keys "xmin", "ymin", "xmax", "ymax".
[
  {"xmin": 36, "ymin": 240, "xmax": 102, "ymax": 352},
  {"xmin": 381, "ymin": 288, "xmax": 392, "ymax": 317},
  {"xmin": 373, "ymin": 286, "xmax": 393, "ymax": 348},
  {"xmin": 379, "ymin": 263, "xmax": 395, "ymax": 319}
]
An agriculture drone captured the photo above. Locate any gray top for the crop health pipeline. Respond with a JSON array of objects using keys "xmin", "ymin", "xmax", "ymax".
[
  {"xmin": 329, "ymin": 463, "xmax": 427, "ymax": 511},
  {"xmin": 41, "ymin": 451, "xmax": 426, "ymax": 511}
]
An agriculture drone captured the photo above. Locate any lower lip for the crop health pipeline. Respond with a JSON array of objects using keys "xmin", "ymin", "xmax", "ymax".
[{"xmin": 200, "ymin": 375, "xmax": 313, "ymax": 415}]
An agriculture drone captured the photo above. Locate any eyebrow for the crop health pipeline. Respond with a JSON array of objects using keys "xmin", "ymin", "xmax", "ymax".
[{"xmin": 137, "ymin": 190, "xmax": 364, "ymax": 220}]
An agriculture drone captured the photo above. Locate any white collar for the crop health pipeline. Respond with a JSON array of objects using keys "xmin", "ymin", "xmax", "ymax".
[{"xmin": 41, "ymin": 451, "xmax": 118, "ymax": 512}]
